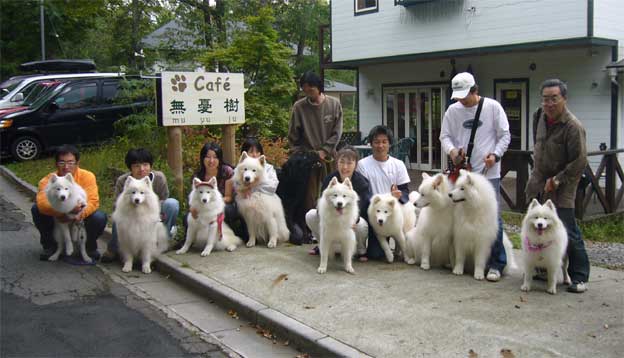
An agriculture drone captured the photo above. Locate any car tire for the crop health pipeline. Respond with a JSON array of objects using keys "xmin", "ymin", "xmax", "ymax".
[{"xmin": 11, "ymin": 136, "xmax": 42, "ymax": 161}]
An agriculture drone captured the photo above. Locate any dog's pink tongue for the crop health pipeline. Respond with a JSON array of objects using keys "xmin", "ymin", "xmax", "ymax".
[
  {"xmin": 336, "ymin": 207, "xmax": 343, "ymax": 215},
  {"xmin": 536, "ymin": 228, "xmax": 544, "ymax": 236}
]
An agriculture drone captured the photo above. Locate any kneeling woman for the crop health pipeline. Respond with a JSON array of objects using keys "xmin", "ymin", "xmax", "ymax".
[{"xmin": 306, "ymin": 146, "xmax": 372, "ymax": 261}]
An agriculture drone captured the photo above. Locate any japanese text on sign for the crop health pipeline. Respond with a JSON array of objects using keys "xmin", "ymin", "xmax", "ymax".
[{"xmin": 160, "ymin": 72, "xmax": 245, "ymax": 126}]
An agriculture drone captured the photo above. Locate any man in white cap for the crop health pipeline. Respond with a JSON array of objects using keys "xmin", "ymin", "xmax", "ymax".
[{"xmin": 440, "ymin": 72, "xmax": 511, "ymax": 282}]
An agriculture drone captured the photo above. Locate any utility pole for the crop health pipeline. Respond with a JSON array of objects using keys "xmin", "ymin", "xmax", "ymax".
[{"xmin": 40, "ymin": 0, "xmax": 45, "ymax": 60}]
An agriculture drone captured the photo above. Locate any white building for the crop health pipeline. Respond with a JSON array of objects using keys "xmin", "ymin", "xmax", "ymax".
[{"xmin": 325, "ymin": 0, "xmax": 623, "ymax": 171}]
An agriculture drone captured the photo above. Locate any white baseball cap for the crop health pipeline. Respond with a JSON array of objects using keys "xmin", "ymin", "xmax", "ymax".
[{"xmin": 451, "ymin": 72, "xmax": 476, "ymax": 99}]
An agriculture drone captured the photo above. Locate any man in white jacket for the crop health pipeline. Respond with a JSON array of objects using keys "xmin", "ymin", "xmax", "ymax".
[{"xmin": 440, "ymin": 72, "xmax": 511, "ymax": 282}]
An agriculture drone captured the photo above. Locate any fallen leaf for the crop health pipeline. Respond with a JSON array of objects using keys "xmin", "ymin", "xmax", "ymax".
[
  {"xmin": 500, "ymin": 348, "xmax": 515, "ymax": 358},
  {"xmin": 303, "ymin": 305, "xmax": 315, "ymax": 309},
  {"xmin": 604, "ymin": 324, "xmax": 609, "ymax": 329},
  {"xmin": 514, "ymin": 305, "xmax": 521, "ymax": 309},
  {"xmin": 468, "ymin": 349, "xmax": 478, "ymax": 358},
  {"xmin": 227, "ymin": 310, "xmax": 239, "ymax": 319},
  {"xmin": 519, "ymin": 296, "xmax": 527, "ymax": 303},
  {"xmin": 272, "ymin": 273, "xmax": 289, "ymax": 288}
]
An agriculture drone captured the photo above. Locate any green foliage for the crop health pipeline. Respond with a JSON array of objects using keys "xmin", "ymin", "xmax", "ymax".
[
  {"xmin": 198, "ymin": 7, "xmax": 297, "ymax": 138},
  {"xmin": 580, "ymin": 214, "xmax": 624, "ymax": 244}
]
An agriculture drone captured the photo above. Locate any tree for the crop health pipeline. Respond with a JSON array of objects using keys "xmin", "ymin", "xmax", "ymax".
[{"xmin": 198, "ymin": 7, "xmax": 296, "ymax": 138}]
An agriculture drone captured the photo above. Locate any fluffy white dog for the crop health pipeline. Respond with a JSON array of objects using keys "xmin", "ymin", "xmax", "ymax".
[
  {"xmin": 45, "ymin": 173, "xmax": 90, "ymax": 262},
  {"xmin": 520, "ymin": 199, "xmax": 570, "ymax": 294},
  {"xmin": 316, "ymin": 177, "xmax": 360, "ymax": 274},
  {"xmin": 448, "ymin": 169, "xmax": 502, "ymax": 280},
  {"xmin": 234, "ymin": 152, "xmax": 289, "ymax": 248},
  {"xmin": 368, "ymin": 194, "xmax": 413, "ymax": 263},
  {"xmin": 405, "ymin": 173, "xmax": 454, "ymax": 270},
  {"xmin": 112, "ymin": 176, "xmax": 169, "ymax": 273},
  {"xmin": 176, "ymin": 177, "xmax": 242, "ymax": 256}
]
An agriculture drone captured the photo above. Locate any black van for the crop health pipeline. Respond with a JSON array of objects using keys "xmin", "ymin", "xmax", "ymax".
[{"xmin": 0, "ymin": 77, "xmax": 151, "ymax": 161}]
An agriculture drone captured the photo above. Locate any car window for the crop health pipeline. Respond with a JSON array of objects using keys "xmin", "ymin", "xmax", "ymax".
[
  {"xmin": 0, "ymin": 78, "xmax": 24, "ymax": 100},
  {"xmin": 102, "ymin": 81, "xmax": 120, "ymax": 104},
  {"xmin": 55, "ymin": 82, "xmax": 98, "ymax": 110}
]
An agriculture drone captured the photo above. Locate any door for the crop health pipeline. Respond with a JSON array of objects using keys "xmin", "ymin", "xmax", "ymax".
[
  {"xmin": 45, "ymin": 81, "xmax": 99, "ymax": 146},
  {"xmin": 495, "ymin": 80, "xmax": 528, "ymax": 150},
  {"xmin": 384, "ymin": 86, "xmax": 446, "ymax": 170}
]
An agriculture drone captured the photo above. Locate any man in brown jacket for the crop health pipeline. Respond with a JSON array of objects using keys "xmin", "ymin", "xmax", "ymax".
[
  {"xmin": 526, "ymin": 79, "xmax": 590, "ymax": 293},
  {"xmin": 285, "ymin": 72, "xmax": 343, "ymax": 244}
]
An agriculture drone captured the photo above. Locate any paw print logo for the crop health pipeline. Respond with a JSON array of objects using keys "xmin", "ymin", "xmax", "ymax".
[{"xmin": 171, "ymin": 74, "xmax": 187, "ymax": 92}]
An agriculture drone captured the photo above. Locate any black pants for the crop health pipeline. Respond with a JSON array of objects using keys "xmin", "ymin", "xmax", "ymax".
[
  {"xmin": 224, "ymin": 201, "xmax": 249, "ymax": 242},
  {"xmin": 31, "ymin": 204, "xmax": 106, "ymax": 253}
]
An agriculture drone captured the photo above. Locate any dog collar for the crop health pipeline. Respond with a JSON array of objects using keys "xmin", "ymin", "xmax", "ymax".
[{"xmin": 523, "ymin": 236, "xmax": 553, "ymax": 252}]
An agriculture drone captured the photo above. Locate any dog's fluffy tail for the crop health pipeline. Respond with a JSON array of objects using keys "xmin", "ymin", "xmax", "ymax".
[
  {"xmin": 155, "ymin": 224, "xmax": 170, "ymax": 254},
  {"xmin": 502, "ymin": 232, "xmax": 517, "ymax": 274},
  {"xmin": 221, "ymin": 223, "xmax": 244, "ymax": 247}
]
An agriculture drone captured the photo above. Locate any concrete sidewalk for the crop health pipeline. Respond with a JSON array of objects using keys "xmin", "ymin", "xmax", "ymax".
[
  {"xmin": 2, "ymin": 165, "xmax": 622, "ymax": 358},
  {"xmin": 162, "ymin": 243, "xmax": 623, "ymax": 358}
]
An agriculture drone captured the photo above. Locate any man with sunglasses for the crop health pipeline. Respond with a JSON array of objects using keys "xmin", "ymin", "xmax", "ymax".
[
  {"xmin": 32, "ymin": 144, "xmax": 107, "ymax": 261},
  {"xmin": 526, "ymin": 79, "xmax": 590, "ymax": 293}
]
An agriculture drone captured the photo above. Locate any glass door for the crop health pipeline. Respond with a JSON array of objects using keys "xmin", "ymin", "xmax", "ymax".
[
  {"xmin": 495, "ymin": 80, "xmax": 528, "ymax": 150},
  {"xmin": 384, "ymin": 86, "xmax": 446, "ymax": 170}
]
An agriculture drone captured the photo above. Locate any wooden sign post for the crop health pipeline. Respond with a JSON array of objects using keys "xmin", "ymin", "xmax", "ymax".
[{"xmin": 158, "ymin": 72, "xmax": 245, "ymax": 201}]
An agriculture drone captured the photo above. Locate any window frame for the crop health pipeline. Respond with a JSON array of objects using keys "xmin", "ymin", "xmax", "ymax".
[{"xmin": 354, "ymin": 0, "xmax": 378, "ymax": 16}]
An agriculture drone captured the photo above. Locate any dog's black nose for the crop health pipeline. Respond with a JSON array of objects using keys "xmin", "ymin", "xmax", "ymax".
[
  {"xmin": 134, "ymin": 198, "xmax": 140, "ymax": 204},
  {"xmin": 202, "ymin": 199, "xmax": 208, "ymax": 203},
  {"xmin": 60, "ymin": 195, "xmax": 66, "ymax": 201},
  {"xmin": 244, "ymin": 177, "xmax": 251, "ymax": 182},
  {"xmin": 448, "ymin": 193, "xmax": 452, "ymax": 198},
  {"xmin": 336, "ymin": 202, "xmax": 343, "ymax": 208},
  {"xmin": 537, "ymin": 223, "xmax": 543, "ymax": 229},
  {"xmin": 378, "ymin": 219, "xmax": 383, "ymax": 224}
]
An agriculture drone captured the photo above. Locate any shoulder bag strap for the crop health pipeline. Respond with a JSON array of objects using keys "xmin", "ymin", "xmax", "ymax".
[{"xmin": 466, "ymin": 96, "xmax": 485, "ymax": 166}]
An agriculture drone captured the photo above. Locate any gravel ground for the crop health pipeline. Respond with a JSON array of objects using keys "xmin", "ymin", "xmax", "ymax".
[{"xmin": 504, "ymin": 223, "xmax": 624, "ymax": 270}]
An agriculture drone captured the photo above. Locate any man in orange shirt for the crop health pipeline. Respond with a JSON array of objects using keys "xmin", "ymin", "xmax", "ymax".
[{"xmin": 32, "ymin": 145, "xmax": 107, "ymax": 261}]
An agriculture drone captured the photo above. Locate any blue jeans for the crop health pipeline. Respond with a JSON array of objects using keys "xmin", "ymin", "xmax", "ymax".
[
  {"xmin": 31, "ymin": 204, "xmax": 107, "ymax": 254},
  {"xmin": 108, "ymin": 198, "xmax": 179, "ymax": 253},
  {"xmin": 557, "ymin": 207, "xmax": 590, "ymax": 283},
  {"xmin": 487, "ymin": 178, "xmax": 507, "ymax": 272}
]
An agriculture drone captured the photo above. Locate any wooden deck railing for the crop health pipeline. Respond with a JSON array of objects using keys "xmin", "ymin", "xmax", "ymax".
[{"xmin": 500, "ymin": 149, "xmax": 624, "ymax": 219}]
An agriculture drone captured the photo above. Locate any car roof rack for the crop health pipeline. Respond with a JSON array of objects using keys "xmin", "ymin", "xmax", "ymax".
[{"xmin": 19, "ymin": 59, "xmax": 97, "ymax": 73}]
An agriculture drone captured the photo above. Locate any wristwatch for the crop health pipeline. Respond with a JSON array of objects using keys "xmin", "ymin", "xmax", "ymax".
[{"xmin": 491, "ymin": 153, "xmax": 500, "ymax": 162}]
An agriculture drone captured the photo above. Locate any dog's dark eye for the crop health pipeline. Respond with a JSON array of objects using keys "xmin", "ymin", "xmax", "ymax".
[
  {"xmin": 384, "ymin": 211, "xmax": 388, "ymax": 214},
  {"xmin": 460, "ymin": 187, "xmax": 464, "ymax": 191},
  {"xmin": 140, "ymin": 192, "xmax": 144, "ymax": 195},
  {"xmin": 252, "ymin": 169, "xmax": 256, "ymax": 172},
  {"xmin": 377, "ymin": 210, "xmax": 380, "ymax": 213},
  {"xmin": 132, "ymin": 191, "xmax": 136, "ymax": 194}
]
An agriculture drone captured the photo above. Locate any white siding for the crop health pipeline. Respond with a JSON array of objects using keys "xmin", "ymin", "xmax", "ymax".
[
  {"xmin": 358, "ymin": 46, "xmax": 615, "ymax": 169},
  {"xmin": 593, "ymin": 0, "xmax": 624, "ymax": 61},
  {"xmin": 332, "ymin": 0, "xmax": 588, "ymax": 63}
]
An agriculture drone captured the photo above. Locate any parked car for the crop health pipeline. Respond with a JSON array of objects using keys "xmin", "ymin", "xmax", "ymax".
[
  {"xmin": 0, "ymin": 72, "xmax": 124, "ymax": 110},
  {"xmin": 0, "ymin": 77, "xmax": 151, "ymax": 161}
]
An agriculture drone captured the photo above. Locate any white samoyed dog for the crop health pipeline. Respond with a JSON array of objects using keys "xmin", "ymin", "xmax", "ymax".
[
  {"xmin": 234, "ymin": 152, "xmax": 289, "ymax": 248},
  {"xmin": 405, "ymin": 173, "xmax": 454, "ymax": 270},
  {"xmin": 176, "ymin": 177, "xmax": 243, "ymax": 256},
  {"xmin": 112, "ymin": 176, "xmax": 169, "ymax": 273},
  {"xmin": 520, "ymin": 199, "xmax": 570, "ymax": 294},
  {"xmin": 367, "ymin": 194, "xmax": 414, "ymax": 263},
  {"xmin": 45, "ymin": 173, "xmax": 90, "ymax": 262},
  {"xmin": 448, "ymin": 169, "xmax": 516, "ymax": 280},
  {"xmin": 316, "ymin": 177, "xmax": 360, "ymax": 274}
]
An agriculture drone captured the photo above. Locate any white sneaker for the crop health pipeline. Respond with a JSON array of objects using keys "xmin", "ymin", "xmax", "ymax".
[
  {"xmin": 170, "ymin": 225, "xmax": 178, "ymax": 237},
  {"xmin": 486, "ymin": 269, "xmax": 501, "ymax": 282}
]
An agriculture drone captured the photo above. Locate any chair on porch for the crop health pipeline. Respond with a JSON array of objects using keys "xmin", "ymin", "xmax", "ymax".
[{"xmin": 391, "ymin": 137, "xmax": 415, "ymax": 169}]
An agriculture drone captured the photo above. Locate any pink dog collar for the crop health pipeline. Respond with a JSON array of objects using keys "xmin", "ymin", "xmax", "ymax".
[{"xmin": 523, "ymin": 236, "xmax": 553, "ymax": 253}]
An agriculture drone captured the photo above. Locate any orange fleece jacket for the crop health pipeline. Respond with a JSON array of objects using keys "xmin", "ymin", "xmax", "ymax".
[{"xmin": 36, "ymin": 167, "xmax": 100, "ymax": 220}]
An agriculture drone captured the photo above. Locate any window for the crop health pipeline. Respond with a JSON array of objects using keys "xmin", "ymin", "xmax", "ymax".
[
  {"xmin": 102, "ymin": 81, "xmax": 120, "ymax": 104},
  {"xmin": 55, "ymin": 82, "xmax": 97, "ymax": 110},
  {"xmin": 355, "ymin": 0, "xmax": 378, "ymax": 15}
]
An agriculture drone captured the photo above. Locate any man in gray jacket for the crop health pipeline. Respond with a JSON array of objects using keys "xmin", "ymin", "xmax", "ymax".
[
  {"xmin": 526, "ymin": 79, "xmax": 590, "ymax": 293},
  {"xmin": 101, "ymin": 148, "xmax": 179, "ymax": 262}
]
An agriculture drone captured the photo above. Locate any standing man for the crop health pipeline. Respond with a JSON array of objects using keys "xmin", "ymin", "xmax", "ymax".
[
  {"xmin": 526, "ymin": 79, "xmax": 589, "ymax": 293},
  {"xmin": 357, "ymin": 125, "xmax": 411, "ymax": 260},
  {"xmin": 440, "ymin": 72, "xmax": 511, "ymax": 282},
  {"xmin": 101, "ymin": 148, "xmax": 179, "ymax": 262},
  {"xmin": 286, "ymin": 71, "xmax": 343, "ymax": 243},
  {"xmin": 33, "ymin": 145, "xmax": 107, "ymax": 261}
]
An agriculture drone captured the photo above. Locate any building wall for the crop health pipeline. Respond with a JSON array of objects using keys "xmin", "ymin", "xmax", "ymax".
[
  {"xmin": 358, "ymin": 46, "xmax": 617, "ymax": 168},
  {"xmin": 332, "ymin": 0, "xmax": 587, "ymax": 62},
  {"xmin": 594, "ymin": 0, "xmax": 624, "ymax": 60}
]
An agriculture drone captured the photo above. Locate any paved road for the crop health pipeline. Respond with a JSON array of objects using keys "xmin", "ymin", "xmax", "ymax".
[{"xmin": 0, "ymin": 193, "xmax": 228, "ymax": 358}]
